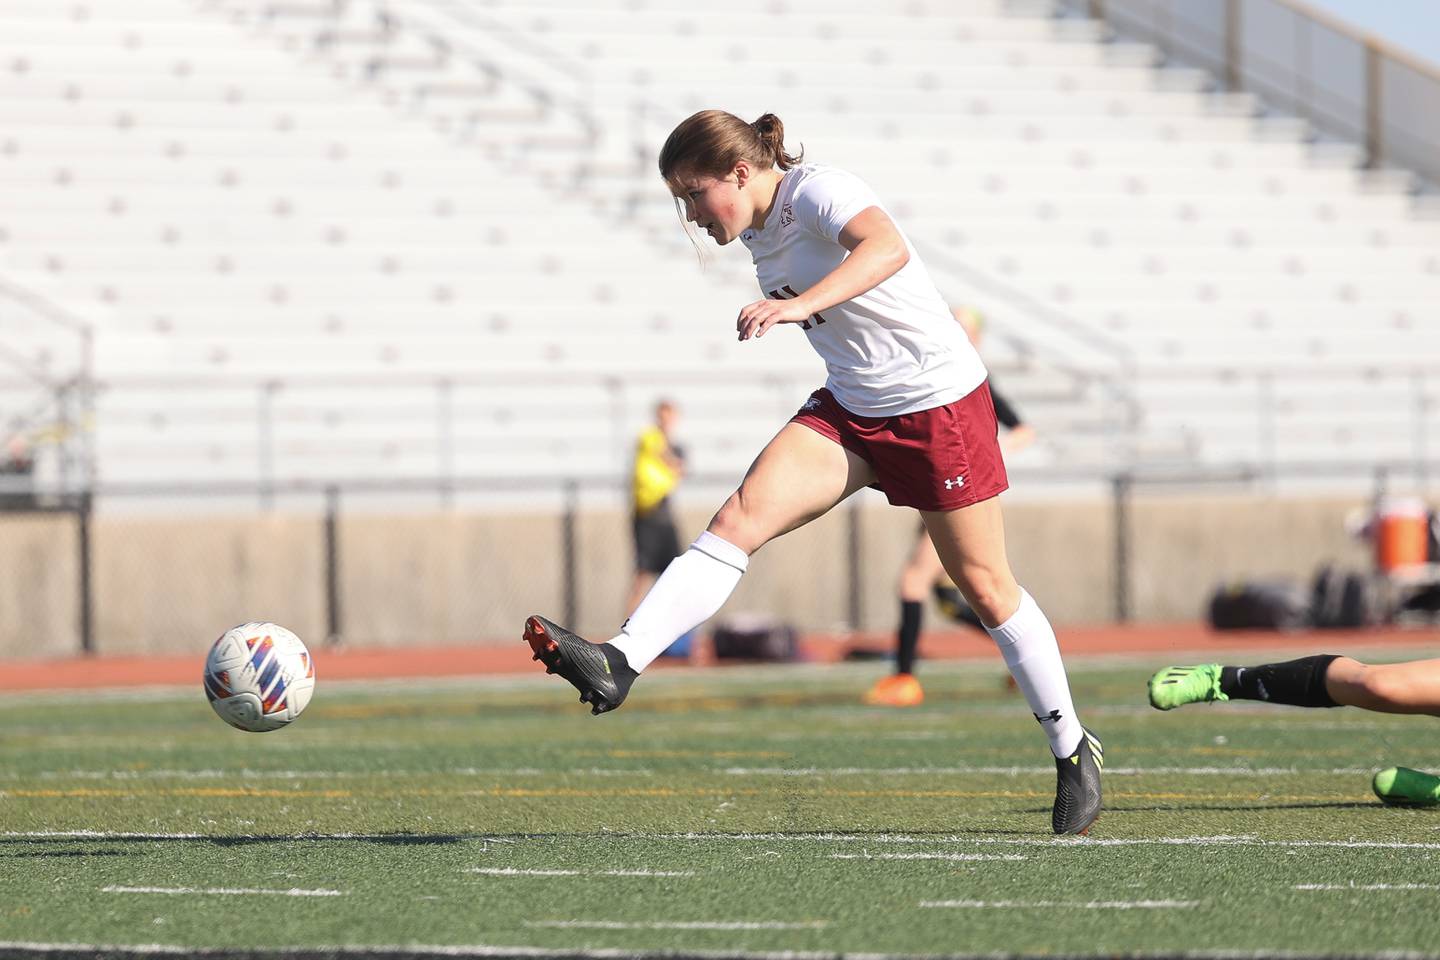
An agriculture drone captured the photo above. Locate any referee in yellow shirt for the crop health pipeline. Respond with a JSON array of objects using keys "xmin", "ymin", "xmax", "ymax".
[{"xmin": 627, "ymin": 399, "xmax": 686, "ymax": 616}]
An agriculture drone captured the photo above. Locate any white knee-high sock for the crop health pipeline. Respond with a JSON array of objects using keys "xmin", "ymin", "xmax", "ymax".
[
  {"xmin": 986, "ymin": 588, "xmax": 1083, "ymax": 758},
  {"xmin": 608, "ymin": 531, "xmax": 748, "ymax": 672}
]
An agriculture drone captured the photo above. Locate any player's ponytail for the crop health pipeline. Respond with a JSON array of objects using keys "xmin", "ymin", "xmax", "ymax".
[
  {"xmin": 658, "ymin": 109, "xmax": 804, "ymax": 183},
  {"xmin": 751, "ymin": 113, "xmax": 802, "ymax": 170}
]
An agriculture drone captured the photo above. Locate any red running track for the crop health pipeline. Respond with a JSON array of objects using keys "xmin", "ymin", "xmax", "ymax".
[{"xmin": 2, "ymin": 623, "xmax": 1437, "ymax": 692}]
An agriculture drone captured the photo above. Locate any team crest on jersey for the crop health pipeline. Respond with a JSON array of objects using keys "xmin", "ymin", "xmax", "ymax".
[
  {"xmin": 801, "ymin": 395, "xmax": 822, "ymax": 411},
  {"xmin": 779, "ymin": 202, "xmax": 795, "ymax": 227}
]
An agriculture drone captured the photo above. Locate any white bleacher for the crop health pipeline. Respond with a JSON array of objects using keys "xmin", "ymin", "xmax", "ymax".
[{"xmin": 1, "ymin": 0, "xmax": 1438, "ymax": 493}]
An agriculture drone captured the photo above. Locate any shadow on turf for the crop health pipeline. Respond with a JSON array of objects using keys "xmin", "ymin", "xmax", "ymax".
[{"xmin": 212, "ymin": 834, "xmax": 465, "ymax": 847}]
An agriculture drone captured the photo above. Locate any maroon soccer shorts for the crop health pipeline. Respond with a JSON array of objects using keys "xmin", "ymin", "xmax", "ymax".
[{"xmin": 790, "ymin": 381, "xmax": 1009, "ymax": 512}]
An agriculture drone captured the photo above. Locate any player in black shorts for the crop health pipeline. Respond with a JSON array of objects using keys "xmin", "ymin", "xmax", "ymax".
[
  {"xmin": 627, "ymin": 400, "xmax": 685, "ymax": 617},
  {"xmin": 865, "ymin": 307, "xmax": 1036, "ymax": 707}
]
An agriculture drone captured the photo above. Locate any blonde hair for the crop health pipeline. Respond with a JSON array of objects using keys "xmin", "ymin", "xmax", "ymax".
[{"xmin": 658, "ymin": 110, "xmax": 802, "ymax": 184}]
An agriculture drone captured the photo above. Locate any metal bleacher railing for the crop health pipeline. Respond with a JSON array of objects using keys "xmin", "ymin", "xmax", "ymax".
[
  {"xmin": 1071, "ymin": 0, "xmax": 1440, "ymax": 193},
  {"xmin": 0, "ymin": 277, "xmax": 96, "ymax": 491},
  {"xmin": 5, "ymin": 354, "xmax": 1439, "ymax": 509}
]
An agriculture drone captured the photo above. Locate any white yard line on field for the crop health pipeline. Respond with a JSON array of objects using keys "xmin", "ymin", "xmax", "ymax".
[
  {"xmin": 645, "ymin": 832, "xmax": 1440, "ymax": 851},
  {"xmin": 8, "ymin": 830, "xmax": 211, "ymax": 839},
  {"xmin": 524, "ymin": 920, "xmax": 828, "ymax": 931},
  {"xmin": 4, "ymin": 941, "xmax": 1440, "ymax": 960},
  {"xmin": 831, "ymin": 852, "xmax": 1026, "ymax": 862},
  {"xmin": 3, "ymin": 830, "xmax": 520, "ymax": 842},
  {"xmin": 1295, "ymin": 883, "xmax": 1440, "ymax": 891},
  {"xmin": 720, "ymin": 765, "xmax": 1376, "ymax": 777},
  {"xmin": 0, "ymin": 942, "xmax": 850, "ymax": 959},
  {"xmin": 468, "ymin": 868, "xmax": 695, "ymax": 877},
  {"xmin": 468, "ymin": 868, "xmax": 582, "ymax": 876},
  {"xmin": 1002, "ymin": 837, "xmax": 1440, "ymax": 851},
  {"xmin": 102, "ymin": 885, "xmax": 344, "ymax": 896},
  {"xmin": 2, "ymin": 763, "xmax": 1383, "ymax": 783},
  {"xmin": 0, "ymin": 767, "xmax": 654, "ymax": 780},
  {"xmin": 16, "ymin": 829, "xmax": 1440, "ymax": 854},
  {"xmin": 605, "ymin": 869, "xmax": 697, "ymax": 876},
  {"xmin": 921, "ymin": 899, "xmax": 1200, "ymax": 910}
]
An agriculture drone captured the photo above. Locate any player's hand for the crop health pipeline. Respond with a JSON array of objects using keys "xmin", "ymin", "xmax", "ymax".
[{"xmin": 736, "ymin": 297, "xmax": 812, "ymax": 341}]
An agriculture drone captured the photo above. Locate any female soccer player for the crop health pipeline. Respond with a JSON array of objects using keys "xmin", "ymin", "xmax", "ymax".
[
  {"xmin": 524, "ymin": 110, "xmax": 1103, "ymax": 834},
  {"xmin": 1150, "ymin": 656, "xmax": 1440, "ymax": 805}
]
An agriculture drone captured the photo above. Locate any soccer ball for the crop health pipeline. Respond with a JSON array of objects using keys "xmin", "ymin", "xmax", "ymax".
[{"xmin": 203, "ymin": 621, "xmax": 316, "ymax": 732}]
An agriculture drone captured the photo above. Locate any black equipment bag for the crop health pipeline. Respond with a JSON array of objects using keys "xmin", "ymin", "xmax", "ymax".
[
  {"xmin": 1208, "ymin": 579, "xmax": 1309, "ymax": 631},
  {"xmin": 711, "ymin": 614, "xmax": 799, "ymax": 662},
  {"xmin": 1311, "ymin": 564, "xmax": 1377, "ymax": 629}
]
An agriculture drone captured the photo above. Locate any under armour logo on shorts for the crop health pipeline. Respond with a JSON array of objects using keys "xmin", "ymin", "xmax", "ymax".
[{"xmin": 943, "ymin": 475, "xmax": 966, "ymax": 490}]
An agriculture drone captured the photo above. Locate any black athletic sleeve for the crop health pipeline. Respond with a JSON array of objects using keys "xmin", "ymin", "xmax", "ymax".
[{"xmin": 989, "ymin": 379, "xmax": 1024, "ymax": 430}]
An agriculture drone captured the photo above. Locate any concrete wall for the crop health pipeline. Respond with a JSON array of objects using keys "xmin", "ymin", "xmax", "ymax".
[
  {"xmin": 0, "ymin": 494, "xmax": 1378, "ymax": 659},
  {"xmin": 1130, "ymin": 493, "xmax": 1372, "ymax": 620},
  {"xmin": 339, "ymin": 512, "xmax": 563, "ymax": 646},
  {"xmin": 92, "ymin": 514, "xmax": 327, "ymax": 656},
  {"xmin": 0, "ymin": 513, "xmax": 80, "ymax": 659}
]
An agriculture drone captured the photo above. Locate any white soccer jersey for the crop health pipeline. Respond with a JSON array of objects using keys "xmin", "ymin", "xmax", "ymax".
[{"xmin": 739, "ymin": 163, "xmax": 987, "ymax": 417}]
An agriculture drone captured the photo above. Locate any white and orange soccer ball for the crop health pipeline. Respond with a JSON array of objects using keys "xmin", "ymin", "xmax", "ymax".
[{"xmin": 203, "ymin": 621, "xmax": 316, "ymax": 732}]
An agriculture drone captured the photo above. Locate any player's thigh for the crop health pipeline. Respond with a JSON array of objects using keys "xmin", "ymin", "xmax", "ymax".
[
  {"xmin": 919, "ymin": 497, "xmax": 1020, "ymax": 626},
  {"xmin": 708, "ymin": 422, "xmax": 875, "ymax": 554}
]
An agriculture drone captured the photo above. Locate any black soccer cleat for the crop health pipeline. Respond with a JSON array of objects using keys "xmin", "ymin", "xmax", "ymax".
[
  {"xmin": 523, "ymin": 615, "xmax": 637, "ymax": 716},
  {"xmin": 1052, "ymin": 727, "xmax": 1104, "ymax": 835}
]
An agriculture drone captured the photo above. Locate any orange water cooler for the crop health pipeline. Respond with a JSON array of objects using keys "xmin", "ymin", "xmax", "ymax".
[{"xmin": 1375, "ymin": 497, "xmax": 1430, "ymax": 573}]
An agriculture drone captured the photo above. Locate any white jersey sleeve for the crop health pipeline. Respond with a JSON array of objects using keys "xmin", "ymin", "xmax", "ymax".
[
  {"xmin": 740, "ymin": 164, "xmax": 987, "ymax": 417},
  {"xmin": 791, "ymin": 167, "xmax": 881, "ymax": 243}
]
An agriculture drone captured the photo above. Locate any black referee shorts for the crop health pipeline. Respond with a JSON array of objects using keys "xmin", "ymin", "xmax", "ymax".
[{"xmin": 633, "ymin": 502, "xmax": 682, "ymax": 575}]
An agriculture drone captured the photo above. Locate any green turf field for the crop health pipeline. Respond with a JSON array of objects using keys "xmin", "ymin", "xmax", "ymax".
[{"xmin": 3, "ymin": 652, "xmax": 1439, "ymax": 959}]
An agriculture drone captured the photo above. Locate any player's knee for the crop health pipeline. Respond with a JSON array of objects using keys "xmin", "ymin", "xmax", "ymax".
[
  {"xmin": 956, "ymin": 570, "xmax": 1015, "ymax": 626},
  {"xmin": 707, "ymin": 496, "xmax": 742, "ymax": 541},
  {"xmin": 707, "ymin": 494, "xmax": 757, "ymax": 553},
  {"xmin": 968, "ymin": 593, "xmax": 1010, "ymax": 628}
]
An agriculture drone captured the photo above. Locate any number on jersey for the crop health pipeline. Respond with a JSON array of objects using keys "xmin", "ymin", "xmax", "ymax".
[{"xmin": 767, "ymin": 285, "xmax": 829, "ymax": 331}]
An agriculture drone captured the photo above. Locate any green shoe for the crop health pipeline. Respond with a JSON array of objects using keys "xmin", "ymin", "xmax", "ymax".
[
  {"xmin": 1373, "ymin": 767, "xmax": 1440, "ymax": 807},
  {"xmin": 1147, "ymin": 664, "xmax": 1228, "ymax": 710}
]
